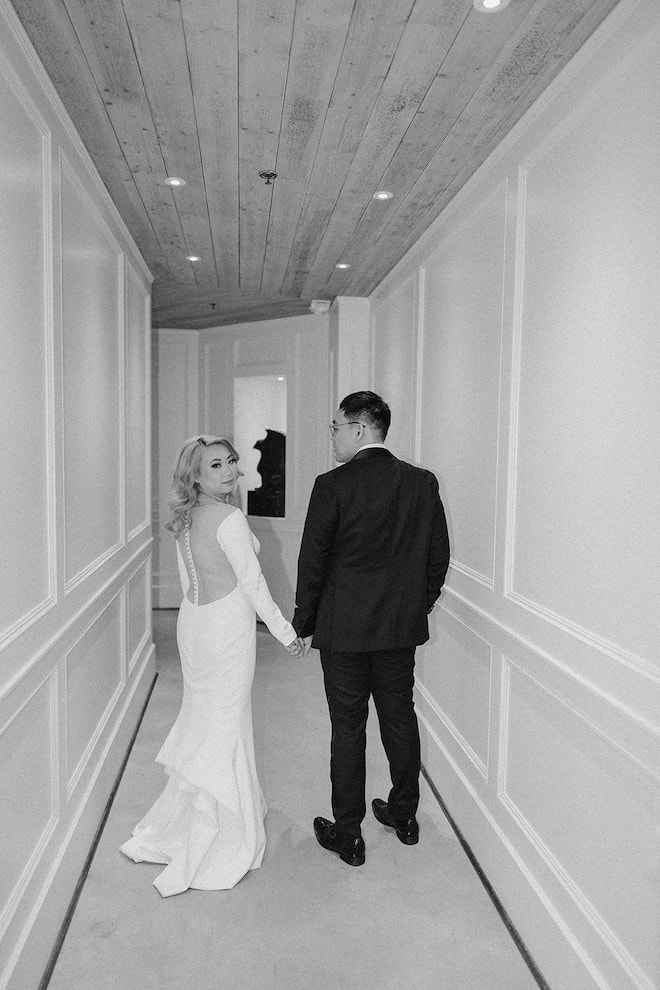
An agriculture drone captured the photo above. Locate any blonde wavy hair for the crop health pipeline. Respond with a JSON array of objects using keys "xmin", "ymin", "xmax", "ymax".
[{"xmin": 165, "ymin": 435, "xmax": 240, "ymax": 537}]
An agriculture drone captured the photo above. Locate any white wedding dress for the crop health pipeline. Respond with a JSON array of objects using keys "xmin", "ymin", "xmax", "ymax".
[{"xmin": 120, "ymin": 508, "xmax": 295, "ymax": 896}]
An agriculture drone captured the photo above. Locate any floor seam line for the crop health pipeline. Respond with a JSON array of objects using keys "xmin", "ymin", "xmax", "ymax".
[
  {"xmin": 421, "ymin": 763, "xmax": 550, "ymax": 990},
  {"xmin": 38, "ymin": 672, "xmax": 159, "ymax": 990}
]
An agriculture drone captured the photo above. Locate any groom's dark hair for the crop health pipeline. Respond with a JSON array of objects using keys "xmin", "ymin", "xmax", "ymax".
[{"xmin": 340, "ymin": 391, "xmax": 391, "ymax": 440}]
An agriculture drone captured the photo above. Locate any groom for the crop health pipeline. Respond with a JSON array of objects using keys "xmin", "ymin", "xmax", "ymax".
[{"xmin": 292, "ymin": 391, "xmax": 450, "ymax": 866}]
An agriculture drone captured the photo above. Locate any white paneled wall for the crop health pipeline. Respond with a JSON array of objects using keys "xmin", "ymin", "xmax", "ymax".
[
  {"xmin": 61, "ymin": 161, "xmax": 124, "ymax": 589},
  {"xmin": 152, "ymin": 329, "xmax": 201, "ymax": 607},
  {"xmin": 370, "ymin": 275, "xmax": 419, "ymax": 463},
  {"xmin": 369, "ymin": 2, "xmax": 660, "ymax": 988},
  {"xmin": 0, "ymin": 3, "xmax": 154, "ymax": 988},
  {"xmin": 153, "ymin": 315, "xmax": 330, "ymax": 613}
]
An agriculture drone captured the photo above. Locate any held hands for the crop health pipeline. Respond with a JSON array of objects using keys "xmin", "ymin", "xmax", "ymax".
[
  {"xmin": 284, "ymin": 635, "xmax": 313, "ymax": 658},
  {"xmin": 285, "ymin": 636, "xmax": 306, "ymax": 658}
]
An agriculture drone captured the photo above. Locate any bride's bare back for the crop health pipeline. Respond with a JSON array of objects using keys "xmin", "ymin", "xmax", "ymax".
[{"xmin": 178, "ymin": 503, "xmax": 239, "ymax": 605}]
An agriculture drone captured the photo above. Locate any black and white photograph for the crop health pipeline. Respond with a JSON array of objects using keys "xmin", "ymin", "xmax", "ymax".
[{"xmin": 1, "ymin": 1, "xmax": 658, "ymax": 988}]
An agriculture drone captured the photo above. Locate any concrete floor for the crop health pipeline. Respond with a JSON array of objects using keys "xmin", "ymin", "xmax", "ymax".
[{"xmin": 45, "ymin": 611, "xmax": 540, "ymax": 990}]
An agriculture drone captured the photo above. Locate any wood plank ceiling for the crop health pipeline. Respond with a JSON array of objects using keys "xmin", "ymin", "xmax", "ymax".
[{"xmin": 10, "ymin": 0, "xmax": 621, "ymax": 328}]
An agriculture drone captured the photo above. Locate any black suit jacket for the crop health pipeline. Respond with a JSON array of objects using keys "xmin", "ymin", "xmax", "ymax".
[{"xmin": 292, "ymin": 448, "xmax": 450, "ymax": 652}]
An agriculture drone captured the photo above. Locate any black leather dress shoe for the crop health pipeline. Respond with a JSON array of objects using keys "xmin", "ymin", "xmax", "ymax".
[
  {"xmin": 313, "ymin": 817, "xmax": 365, "ymax": 866},
  {"xmin": 372, "ymin": 798, "xmax": 419, "ymax": 845}
]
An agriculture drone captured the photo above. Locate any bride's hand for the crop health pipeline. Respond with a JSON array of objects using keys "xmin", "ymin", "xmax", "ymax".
[{"xmin": 285, "ymin": 637, "xmax": 305, "ymax": 657}]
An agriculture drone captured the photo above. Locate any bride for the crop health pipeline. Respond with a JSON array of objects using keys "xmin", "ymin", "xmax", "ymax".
[{"xmin": 121, "ymin": 435, "xmax": 302, "ymax": 896}]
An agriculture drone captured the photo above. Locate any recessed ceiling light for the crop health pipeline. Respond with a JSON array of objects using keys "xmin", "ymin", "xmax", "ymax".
[
  {"xmin": 373, "ymin": 190, "xmax": 393, "ymax": 201},
  {"xmin": 186, "ymin": 255, "xmax": 200, "ymax": 262},
  {"xmin": 335, "ymin": 262, "xmax": 350, "ymax": 269},
  {"xmin": 165, "ymin": 176, "xmax": 186, "ymax": 187},
  {"xmin": 473, "ymin": 0, "xmax": 510, "ymax": 11}
]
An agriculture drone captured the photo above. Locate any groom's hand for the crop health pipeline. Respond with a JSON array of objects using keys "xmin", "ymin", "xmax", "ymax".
[
  {"xmin": 285, "ymin": 637, "xmax": 305, "ymax": 658},
  {"xmin": 301, "ymin": 635, "xmax": 313, "ymax": 657}
]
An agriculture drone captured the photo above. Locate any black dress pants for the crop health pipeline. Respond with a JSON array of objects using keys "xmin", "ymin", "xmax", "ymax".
[{"xmin": 319, "ymin": 647, "xmax": 420, "ymax": 839}]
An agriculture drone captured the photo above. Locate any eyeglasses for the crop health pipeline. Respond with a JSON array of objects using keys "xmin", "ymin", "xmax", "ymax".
[{"xmin": 329, "ymin": 421, "xmax": 364, "ymax": 437}]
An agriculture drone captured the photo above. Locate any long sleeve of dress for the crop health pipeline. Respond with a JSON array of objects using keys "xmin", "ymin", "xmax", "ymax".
[{"xmin": 217, "ymin": 510, "xmax": 296, "ymax": 647}]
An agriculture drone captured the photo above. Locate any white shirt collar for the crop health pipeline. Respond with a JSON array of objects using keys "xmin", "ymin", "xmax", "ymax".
[{"xmin": 358, "ymin": 442, "xmax": 388, "ymax": 452}]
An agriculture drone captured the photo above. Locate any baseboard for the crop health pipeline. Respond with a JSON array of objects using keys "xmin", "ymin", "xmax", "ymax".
[
  {"xmin": 421, "ymin": 764, "xmax": 550, "ymax": 990},
  {"xmin": 419, "ymin": 716, "xmax": 607, "ymax": 990},
  {"xmin": 37, "ymin": 667, "xmax": 158, "ymax": 990}
]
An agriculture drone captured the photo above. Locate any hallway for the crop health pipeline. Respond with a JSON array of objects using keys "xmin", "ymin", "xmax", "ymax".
[{"xmin": 43, "ymin": 611, "xmax": 541, "ymax": 990}]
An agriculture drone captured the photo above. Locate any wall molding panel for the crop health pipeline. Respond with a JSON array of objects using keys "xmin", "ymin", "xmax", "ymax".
[
  {"xmin": 151, "ymin": 329, "xmax": 200, "ymax": 608},
  {"xmin": 0, "ymin": 2, "xmax": 154, "ymax": 987},
  {"xmin": 449, "ymin": 560, "xmax": 494, "ymax": 592},
  {"xmin": 449, "ymin": 585, "xmax": 660, "ymax": 769},
  {"xmin": 1, "ymin": 639, "xmax": 154, "ymax": 990},
  {"xmin": 0, "ymin": 595, "xmax": 58, "ymax": 659},
  {"xmin": 60, "ymin": 155, "xmax": 125, "ymax": 594},
  {"xmin": 63, "ymin": 540, "xmax": 126, "ymax": 599},
  {"xmin": 499, "ymin": 658, "xmax": 659, "ymax": 990},
  {"xmin": 64, "ymin": 593, "xmax": 125, "ymax": 798},
  {"xmin": 125, "ymin": 273, "xmax": 151, "ymax": 542},
  {"xmin": 417, "ymin": 604, "xmax": 493, "ymax": 781},
  {"xmin": 0, "ymin": 670, "xmax": 58, "ymax": 945},
  {"xmin": 127, "ymin": 559, "xmax": 152, "ymax": 676},
  {"xmin": 504, "ymin": 150, "xmax": 657, "ymax": 677},
  {"xmin": 370, "ymin": 272, "xmax": 419, "ymax": 462},
  {"xmin": 416, "ymin": 681, "xmax": 488, "ymax": 782},
  {"xmin": 0, "ymin": 538, "xmax": 152, "ymax": 713},
  {"xmin": 0, "ymin": 50, "xmax": 57, "ymax": 656},
  {"xmin": 417, "ymin": 183, "xmax": 507, "ymax": 594},
  {"xmin": 369, "ymin": 2, "xmax": 660, "ymax": 988},
  {"xmin": 504, "ymin": 584, "xmax": 658, "ymax": 686}
]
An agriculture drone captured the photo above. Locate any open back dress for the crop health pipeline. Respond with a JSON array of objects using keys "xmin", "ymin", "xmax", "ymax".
[{"xmin": 120, "ymin": 507, "xmax": 295, "ymax": 896}]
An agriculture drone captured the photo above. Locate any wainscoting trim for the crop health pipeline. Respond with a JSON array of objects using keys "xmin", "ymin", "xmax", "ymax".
[
  {"xmin": 416, "ymin": 679, "xmax": 489, "ymax": 781},
  {"xmin": 498, "ymin": 658, "xmax": 657, "ymax": 990},
  {"xmin": 0, "ymin": 538, "xmax": 152, "ymax": 709},
  {"xmin": 0, "ymin": 669, "xmax": 59, "ymax": 944},
  {"xmin": 64, "ymin": 590, "xmax": 126, "ymax": 798}
]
